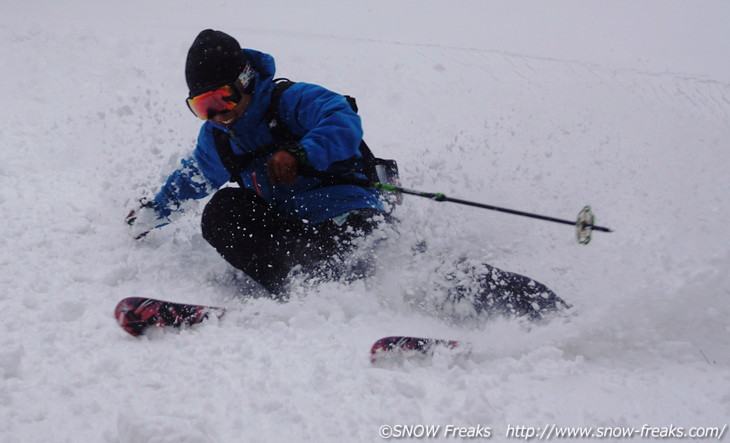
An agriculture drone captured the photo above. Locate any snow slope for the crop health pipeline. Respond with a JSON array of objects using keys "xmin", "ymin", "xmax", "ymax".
[{"xmin": 1, "ymin": 1, "xmax": 729, "ymax": 441}]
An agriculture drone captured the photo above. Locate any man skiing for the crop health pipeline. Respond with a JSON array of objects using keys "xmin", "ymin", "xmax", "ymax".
[
  {"xmin": 126, "ymin": 29, "xmax": 390, "ymax": 295},
  {"xmin": 125, "ymin": 29, "xmax": 568, "ymax": 322}
]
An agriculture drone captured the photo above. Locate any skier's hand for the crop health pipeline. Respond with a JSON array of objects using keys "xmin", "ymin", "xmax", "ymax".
[
  {"xmin": 268, "ymin": 143, "xmax": 306, "ymax": 185},
  {"xmin": 125, "ymin": 200, "xmax": 169, "ymax": 240},
  {"xmin": 268, "ymin": 152, "xmax": 297, "ymax": 184}
]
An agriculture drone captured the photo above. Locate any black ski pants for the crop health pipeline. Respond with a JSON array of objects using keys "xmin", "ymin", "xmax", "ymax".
[{"xmin": 201, "ymin": 187, "xmax": 382, "ymax": 295}]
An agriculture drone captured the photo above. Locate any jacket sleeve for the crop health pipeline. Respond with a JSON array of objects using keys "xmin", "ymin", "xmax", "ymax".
[
  {"xmin": 151, "ymin": 126, "xmax": 230, "ymax": 217},
  {"xmin": 277, "ymin": 83, "xmax": 364, "ymax": 172}
]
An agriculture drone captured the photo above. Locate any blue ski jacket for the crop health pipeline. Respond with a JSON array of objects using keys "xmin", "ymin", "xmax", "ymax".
[{"xmin": 152, "ymin": 49, "xmax": 384, "ymax": 225}]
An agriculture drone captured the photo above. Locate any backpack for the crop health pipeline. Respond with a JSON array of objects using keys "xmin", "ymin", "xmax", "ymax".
[{"xmin": 212, "ymin": 79, "xmax": 400, "ymax": 204}]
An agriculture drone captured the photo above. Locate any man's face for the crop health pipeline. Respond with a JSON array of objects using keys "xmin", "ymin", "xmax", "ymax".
[
  {"xmin": 186, "ymin": 67, "xmax": 254, "ymax": 126},
  {"xmin": 208, "ymin": 93, "xmax": 251, "ymax": 126}
]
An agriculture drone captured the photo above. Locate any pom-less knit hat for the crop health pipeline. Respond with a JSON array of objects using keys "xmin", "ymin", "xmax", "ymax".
[{"xmin": 185, "ymin": 29, "xmax": 248, "ymax": 97}]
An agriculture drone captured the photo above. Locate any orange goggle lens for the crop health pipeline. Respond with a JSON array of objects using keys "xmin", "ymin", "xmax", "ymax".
[{"xmin": 186, "ymin": 85, "xmax": 239, "ymax": 120}]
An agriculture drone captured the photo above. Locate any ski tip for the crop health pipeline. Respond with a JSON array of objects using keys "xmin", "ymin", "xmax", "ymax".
[
  {"xmin": 114, "ymin": 297, "xmax": 152, "ymax": 337},
  {"xmin": 114, "ymin": 297, "xmax": 226, "ymax": 338}
]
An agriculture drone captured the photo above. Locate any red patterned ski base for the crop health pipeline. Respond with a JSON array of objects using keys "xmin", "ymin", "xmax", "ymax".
[
  {"xmin": 114, "ymin": 297, "xmax": 226, "ymax": 337},
  {"xmin": 370, "ymin": 336, "xmax": 461, "ymax": 364}
]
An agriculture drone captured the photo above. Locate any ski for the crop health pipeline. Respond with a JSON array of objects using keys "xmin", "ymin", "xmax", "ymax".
[
  {"xmin": 114, "ymin": 297, "xmax": 226, "ymax": 337},
  {"xmin": 370, "ymin": 336, "xmax": 463, "ymax": 364}
]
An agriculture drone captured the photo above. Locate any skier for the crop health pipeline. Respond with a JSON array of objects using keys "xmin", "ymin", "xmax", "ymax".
[
  {"xmin": 125, "ymin": 29, "xmax": 568, "ymax": 321},
  {"xmin": 125, "ymin": 29, "xmax": 390, "ymax": 296}
]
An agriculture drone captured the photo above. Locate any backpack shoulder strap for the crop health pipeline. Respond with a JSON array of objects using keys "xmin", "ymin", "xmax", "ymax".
[
  {"xmin": 212, "ymin": 127, "xmax": 245, "ymax": 187},
  {"xmin": 266, "ymin": 79, "xmax": 299, "ymax": 143},
  {"xmin": 213, "ymin": 127, "xmax": 282, "ymax": 186}
]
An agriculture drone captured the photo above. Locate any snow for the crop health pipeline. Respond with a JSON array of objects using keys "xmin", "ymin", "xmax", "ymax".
[{"xmin": 1, "ymin": 1, "xmax": 729, "ymax": 441}]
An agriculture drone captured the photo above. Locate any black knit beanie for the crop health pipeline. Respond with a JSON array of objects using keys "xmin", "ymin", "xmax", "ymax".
[{"xmin": 185, "ymin": 29, "xmax": 248, "ymax": 97}]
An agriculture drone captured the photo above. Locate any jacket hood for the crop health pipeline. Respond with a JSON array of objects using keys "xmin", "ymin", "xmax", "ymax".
[{"xmin": 243, "ymin": 48, "xmax": 276, "ymax": 84}]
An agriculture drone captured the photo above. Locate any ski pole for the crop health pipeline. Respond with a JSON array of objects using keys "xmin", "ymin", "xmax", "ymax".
[
  {"xmin": 305, "ymin": 169, "xmax": 613, "ymax": 244},
  {"xmin": 371, "ymin": 182, "xmax": 612, "ymax": 244}
]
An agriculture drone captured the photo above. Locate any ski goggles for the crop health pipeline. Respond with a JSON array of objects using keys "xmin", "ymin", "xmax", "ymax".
[{"xmin": 186, "ymin": 65, "xmax": 256, "ymax": 120}]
